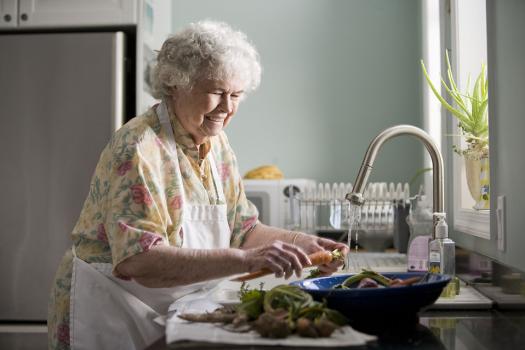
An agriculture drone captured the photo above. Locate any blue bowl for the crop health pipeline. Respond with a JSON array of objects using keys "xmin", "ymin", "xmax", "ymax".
[{"xmin": 290, "ymin": 272, "xmax": 451, "ymax": 321}]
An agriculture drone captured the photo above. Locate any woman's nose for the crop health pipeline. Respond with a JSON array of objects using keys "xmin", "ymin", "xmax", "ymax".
[{"xmin": 219, "ymin": 95, "xmax": 233, "ymax": 113}]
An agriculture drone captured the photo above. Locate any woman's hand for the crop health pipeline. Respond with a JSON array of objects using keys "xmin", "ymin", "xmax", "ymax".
[
  {"xmin": 242, "ymin": 240, "xmax": 312, "ymax": 279},
  {"xmin": 294, "ymin": 234, "xmax": 349, "ymax": 276}
]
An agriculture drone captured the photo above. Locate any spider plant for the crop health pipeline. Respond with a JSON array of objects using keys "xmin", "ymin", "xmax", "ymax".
[{"xmin": 421, "ymin": 51, "xmax": 489, "ymax": 158}]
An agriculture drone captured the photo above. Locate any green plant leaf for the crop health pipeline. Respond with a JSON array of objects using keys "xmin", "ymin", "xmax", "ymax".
[
  {"xmin": 421, "ymin": 51, "xmax": 489, "ymax": 143},
  {"xmin": 445, "ymin": 50, "xmax": 460, "ymax": 93},
  {"xmin": 440, "ymin": 77, "xmax": 471, "ymax": 117},
  {"xmin": 421, "ymin": 60, "xmax": 464, "ymax": 119},
  {"xmin": 409, "ymin": 167, "xmax": 432, "ymax": 187}
]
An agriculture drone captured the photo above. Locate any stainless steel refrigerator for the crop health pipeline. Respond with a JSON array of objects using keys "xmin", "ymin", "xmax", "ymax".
[{"xmin": 0, "ymin": 31, "xmax": 127, "ymax": 328}]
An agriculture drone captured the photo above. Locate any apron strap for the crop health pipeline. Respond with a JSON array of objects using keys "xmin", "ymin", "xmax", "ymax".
[
  {"xmin": 207, "ymin": 153, "xmax": 225, "ymax": 204},
  {"xmin": 156, "ymin": 102, "xmax": 181, "ymax": 169},
  {"xmin": 156, "ymin": 101, "xmax": 225, "ymax": 204}
]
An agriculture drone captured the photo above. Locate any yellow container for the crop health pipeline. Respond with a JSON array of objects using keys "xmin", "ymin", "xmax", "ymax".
[{"xmin": 439, "ymin": 277, "xmax": 460, "ymax": 298}]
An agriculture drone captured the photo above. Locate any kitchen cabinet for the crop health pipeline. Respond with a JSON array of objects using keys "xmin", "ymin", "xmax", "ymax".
[
  {"xmin": 0, "ymin": 0, "xmax": 171, "ymax": 114},
  {"xmin": 0, "ymin": 0, "xmax": 137, "ymax": 29}
]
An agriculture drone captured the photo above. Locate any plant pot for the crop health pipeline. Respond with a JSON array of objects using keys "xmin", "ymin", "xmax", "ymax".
[{"xmin": 464, "ymin": 155, "xmax": 490, "ymax": 210}]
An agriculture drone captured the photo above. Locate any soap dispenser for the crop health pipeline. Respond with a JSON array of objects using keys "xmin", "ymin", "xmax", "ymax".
[
  {"xmin": 428, "ymin": 213, "xmax": 456, "ymax": 297},
  {"xmin": 406, "ymin": 194, "xmax": 433, "ymax": 271}
]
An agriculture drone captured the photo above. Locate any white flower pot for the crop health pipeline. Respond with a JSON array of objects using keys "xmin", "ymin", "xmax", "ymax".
[{"xmin": 464, "ymin": 155, "xmax": 490, "ymax": 210}]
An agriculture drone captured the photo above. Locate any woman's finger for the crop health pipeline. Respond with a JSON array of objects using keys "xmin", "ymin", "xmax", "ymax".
[
  {"xmin": 335, "ymin": 243, "xmax": 350, "ymax": 254},
  {"xmin": 281, "ymin": 243, "xmax": 311, "ymax": 269},
  {"xmin": 293, "ymin": 233, "xmax": 324, "ymax": 255},
  {"xmin": 268, "ymin": 241, "xmax": 310, "ymax": 277},
  {"xmin": 278, "ymin": 248, "xmax": 303, "ymax": 277},
  {"xmin": 318, "ymin": 263, "xmax": 338, "ymax": 276},
  {"xmin": 328, "ymin": 258, "xmax": 345, "ymax": 268},
  {"xmin": 268, "ymin": 251, "xmax": 295, "ymax": 279},
  {"xmin": 264, "ymin": 255, "xmax": 285, "ymax": 277},
  {"xmin": 318, "ymin": 238, "xmax": 349, "ymax": 252}
]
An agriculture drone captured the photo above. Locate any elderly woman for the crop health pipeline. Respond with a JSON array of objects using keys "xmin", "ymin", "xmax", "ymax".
[{"xmin": 48, "ymin": 20, "xmax": 348, "ymax": 350}]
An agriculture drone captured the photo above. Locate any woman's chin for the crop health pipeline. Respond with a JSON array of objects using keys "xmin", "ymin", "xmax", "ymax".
[
  {"xmin": 202, "ymin": 123, "xmax": 224, "ymax": 136},
  {"xmin": 194, "ymin": 126, "xmax": 222, "ymax": 144}
]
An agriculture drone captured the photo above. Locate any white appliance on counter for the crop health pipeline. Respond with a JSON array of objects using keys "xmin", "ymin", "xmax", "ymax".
[
  {"xmin": 0, "ymin": 1, "xmax": 171, "ymax": 334},
  {"xmin": 243, "ymin": 179, "xmax": 316, "ymax": 230}
]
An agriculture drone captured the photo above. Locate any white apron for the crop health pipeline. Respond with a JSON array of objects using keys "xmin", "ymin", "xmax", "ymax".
[{"xmin": 69, "ymin": 101, "xmax": 231, "ymax": 350}]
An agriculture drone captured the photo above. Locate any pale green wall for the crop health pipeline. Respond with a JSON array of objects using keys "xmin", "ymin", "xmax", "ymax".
[
  {"xmin": 171, "ymin": 0, "xmax": 423, "ymax": 185},
  {"xmin": 452, "ymin": 0, "xmax": 525, "ymax": 272}
]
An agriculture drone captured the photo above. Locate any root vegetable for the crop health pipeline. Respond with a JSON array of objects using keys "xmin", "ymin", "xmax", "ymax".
[
  {"xmin": 389, "ymin": 276, "xmax": 421, "ymax": 287},
  {"xmin": 178, "ymin": 308, "xmax": 236, "ymax": 323},
  {"xmin": 314, "ymin": 317, "xmax": 338, "ymax": 337},
  {"xmin": 296, "ymin": 317, "xmax": 318, "ymax": 338},
  {"xmin": 253, "ymin": 312, "xmax": 292, "ymax": 338},
  {"xmin": 232, "ymin": 250, "xmax": 337, "ymax": 282},
  {"xmin": 178, "ymin": 284, "xmax": 347, "ymax": 339},
  {"xmin": 357, "ymin": 277, "xmax": 380, "ymax": 289}
]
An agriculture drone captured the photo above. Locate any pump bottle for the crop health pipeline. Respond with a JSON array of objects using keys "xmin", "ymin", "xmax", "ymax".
[{"xmin": 428, "ymin": 213, "xmax": 456, "ymax": 297}]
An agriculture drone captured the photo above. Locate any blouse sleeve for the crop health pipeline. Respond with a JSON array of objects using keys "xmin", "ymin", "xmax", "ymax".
[
  {"xmin": 230, "ymin": 179, "xmax": 259, "ymax": 248},
  {"xmin": 104, "ymin": 129, "xmax": 176, "ymax": 269}
]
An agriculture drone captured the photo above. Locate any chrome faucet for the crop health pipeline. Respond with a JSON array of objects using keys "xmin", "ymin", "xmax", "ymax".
[{"xmin": 346, "ymin": 125, "xmax": 445, "ymax": 239}]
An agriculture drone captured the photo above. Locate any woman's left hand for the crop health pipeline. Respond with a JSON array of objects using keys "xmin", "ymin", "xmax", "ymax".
[{"xmin": 294, "ymin": 234, "xmax": 349, "ymax": 276}]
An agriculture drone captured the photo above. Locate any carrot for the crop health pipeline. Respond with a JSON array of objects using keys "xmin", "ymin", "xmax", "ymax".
[
  {"xmin": 309, "ymin": 250, "xmax": 334, "ymax": 265},
  {"xmin": 232, "ymin": 250, "xmax": 334, "ymax": 282},
  {"xmin": 389, "ymin": 276, "xmax": 421, "ymax": 287}
]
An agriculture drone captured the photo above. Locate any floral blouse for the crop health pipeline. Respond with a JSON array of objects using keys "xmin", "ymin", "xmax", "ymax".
[{"xmin": 48, "ymin": 105, "xmax": 258, "ymax": 349}]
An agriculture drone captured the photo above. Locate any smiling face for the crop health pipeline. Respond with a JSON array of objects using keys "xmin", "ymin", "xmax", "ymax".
[{"xmin": 169, "ymin": 77, "xmax": 245, "ymax": 145}]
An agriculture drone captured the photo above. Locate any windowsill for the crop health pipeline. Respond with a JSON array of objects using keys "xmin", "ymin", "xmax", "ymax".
[{"xmin": 453, "ymin": 207, "xmax": 490, "ymax": 239}]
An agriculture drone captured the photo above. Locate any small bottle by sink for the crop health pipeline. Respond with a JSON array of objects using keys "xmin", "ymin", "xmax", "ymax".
[
  {"xmin": 429, "ymin": 213, "xmax": 456, "ymax": 298},
  {"xmin": 406, "ymin": 194, "xmax": 433, "ymax": 271}
]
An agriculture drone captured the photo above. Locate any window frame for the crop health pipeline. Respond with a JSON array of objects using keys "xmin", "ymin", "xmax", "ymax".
[{"xmin": 449, "ymin": 0, "xmax": 490, "ymax": 239}]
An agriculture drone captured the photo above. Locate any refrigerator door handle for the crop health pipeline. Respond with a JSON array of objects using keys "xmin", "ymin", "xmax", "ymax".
[{"xmin": 111, "ymin": 31, "xmax": 125, "ymax": 132}]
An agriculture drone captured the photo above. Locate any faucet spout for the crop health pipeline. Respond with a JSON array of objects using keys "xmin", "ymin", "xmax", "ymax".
[{"xmin": 346, "ymin": 125, "xmax": 444, "ymax": 238}]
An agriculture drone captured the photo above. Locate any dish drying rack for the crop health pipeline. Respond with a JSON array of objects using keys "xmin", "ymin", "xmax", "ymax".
[{"xmin": 288, "ymin": 182, "xmax": 411, "ymax": 251}]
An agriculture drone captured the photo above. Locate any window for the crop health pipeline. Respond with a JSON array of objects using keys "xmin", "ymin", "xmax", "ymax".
[
  {"xmin": 422, "ymin": 0, "xmax": 490, "ymax": 238},
  {"xmin": 450, "ymin": 0, "xmax": 490, "ymax": 238}
]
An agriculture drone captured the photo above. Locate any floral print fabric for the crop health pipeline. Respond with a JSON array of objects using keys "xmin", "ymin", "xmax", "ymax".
[{"xmin": 48, "ymin": 106, "xmax": 258, "ymax": 349}]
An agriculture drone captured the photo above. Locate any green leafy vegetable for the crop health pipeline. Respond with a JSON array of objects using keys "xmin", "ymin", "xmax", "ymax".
[
  {"xmin": 237, "ymin": 283, "xmax": 265, "ymax": 319},
  {"xmin": 305, "ymin": 268, "xmax": 322, "ymax": 279},
  {"xmin": 180, "ymin": 274, "xmax": 348, "ymax": 338},
  {"xmin": 336, "ymin": 269, "xmax": 392, "ymax": 289}
]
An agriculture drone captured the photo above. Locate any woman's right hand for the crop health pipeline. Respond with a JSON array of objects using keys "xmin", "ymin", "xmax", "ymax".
[{"xmin": 242, "ymin": 241, "xmax": 312, "ymax": 279}]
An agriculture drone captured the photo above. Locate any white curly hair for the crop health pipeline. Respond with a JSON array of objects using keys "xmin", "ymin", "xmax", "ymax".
[{"xmin": 151, "ymin": 20, "xmax": 262, "ymax": 99}]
